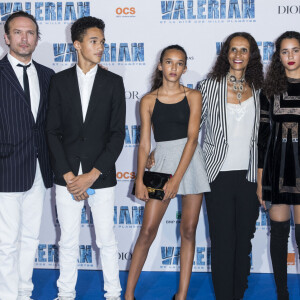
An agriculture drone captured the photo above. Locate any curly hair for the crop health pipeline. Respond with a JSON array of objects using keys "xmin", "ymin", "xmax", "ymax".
[
  {"xmin": 208, "ymin": 32, "xmax": 263, "ymax": 90},
  {"xmin": 71, "ymin": 16, "xmax": 105, "ymax": 43},
  {"xmin": 150, "ymin": 45, "xmax": 187, "ymax": 92},
  {"xmin": 264, "ymin": 31, "xmax": 300, "ymax": 99}
]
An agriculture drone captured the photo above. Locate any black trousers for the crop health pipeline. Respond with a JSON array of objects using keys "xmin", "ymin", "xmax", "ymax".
[{"xmin": 205, "ymin": 170, "xmax": 260, "ymax": 300}]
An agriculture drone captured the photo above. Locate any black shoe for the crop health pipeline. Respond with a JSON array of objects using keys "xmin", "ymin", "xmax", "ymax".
[
  {"xmin": 277, "ymin": 291, "xmax": 289, "ymax": 300},
  {"xmin": 172, "ymin": 294, "xmax": 176, "ymax": 300}
]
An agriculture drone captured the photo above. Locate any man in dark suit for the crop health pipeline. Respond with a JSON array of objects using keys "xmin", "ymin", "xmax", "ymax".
[
  {"xmin": 46, "ymin": 16, "xmax": 125, "ymax": 300},
  {"xmin": 0, "ymin": 11, "xmax": 54, "ymax": 300}
]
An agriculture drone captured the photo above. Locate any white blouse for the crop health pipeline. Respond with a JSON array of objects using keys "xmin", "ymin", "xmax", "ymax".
[{"xmin": 221, "ymin": 97, "xmax": 255, "ymax": 171}]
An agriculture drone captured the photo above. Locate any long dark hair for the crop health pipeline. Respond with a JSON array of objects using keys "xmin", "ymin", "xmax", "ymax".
[
  {"xmin": 208, "ymin": 32, "xmax": 263, "ymax": 90},
  {"xmin": 150, "ymin": 45, "xmax": 187, "ymax": 92},
  {"xmin": 264, "ymin": 31, "xmax": 300, "ymax": 99}
]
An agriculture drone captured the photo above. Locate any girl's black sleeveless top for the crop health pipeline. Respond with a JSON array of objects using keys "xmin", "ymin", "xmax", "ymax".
[{"xmin": 151, "ymin": 88, "xmax": 190, "ymax": 142}]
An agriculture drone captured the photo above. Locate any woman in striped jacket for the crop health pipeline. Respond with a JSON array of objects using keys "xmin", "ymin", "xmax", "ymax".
[{"xmin": 197, "ymin": 32, "xmax": 263, "ymax": 300}]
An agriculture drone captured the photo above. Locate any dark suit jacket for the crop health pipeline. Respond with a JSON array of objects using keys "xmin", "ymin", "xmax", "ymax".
[
  {"xmin": 0, "ymin": 55, "xmax": 54, "ymax": 192},
  {"xmin": 46, "ymin": 65, "xmax": 126, "ymax": 189}
]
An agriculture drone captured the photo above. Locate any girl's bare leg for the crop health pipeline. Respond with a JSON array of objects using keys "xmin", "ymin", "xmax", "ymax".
[
  {"xmin": 176, "ymin": 194, "xmax": 203, "ymax": 300},
  {"xmin": 125, "ymin": 198, "xmax": 171, "ymax": 300}
]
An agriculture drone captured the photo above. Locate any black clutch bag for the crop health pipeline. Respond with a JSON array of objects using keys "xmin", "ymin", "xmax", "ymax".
[{"xmin": 132, "ymin": 171, "xmax": 172, "ymax": 200}]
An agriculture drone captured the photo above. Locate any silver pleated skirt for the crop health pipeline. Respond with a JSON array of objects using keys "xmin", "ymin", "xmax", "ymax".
[{"xmin": 150, "ymin": 138, "xmax": 210, "ymax": 195}]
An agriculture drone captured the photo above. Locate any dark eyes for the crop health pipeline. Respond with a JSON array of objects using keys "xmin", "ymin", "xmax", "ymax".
[
  {"xmin": 14, "ymin": 30, "xmax": 34, "ymax": 35},
  {"xmin": 165, "ymin": 60, "xmax": 184, "ymax": 66},
  {"xmin": 281, "ymin": 49, "xmax": 300, "ymax": 54},
  {"xmin": 231, "ymin": 48, "xmax": 248, "ymax": 53},
  {"xmin": 91, "ymin": 40, "xmax": 105, "ymax": 45}
]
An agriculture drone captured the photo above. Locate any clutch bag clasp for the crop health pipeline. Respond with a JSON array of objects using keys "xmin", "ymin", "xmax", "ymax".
[{"xmin": 147, "ymin": 187, "xmax": 164, "ymax": 193}]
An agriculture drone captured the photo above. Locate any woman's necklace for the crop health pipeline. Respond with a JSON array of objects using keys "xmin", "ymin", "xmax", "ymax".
[{"xmin": 227, "ymin": 72, "xmax": 246, "ymax": 104}]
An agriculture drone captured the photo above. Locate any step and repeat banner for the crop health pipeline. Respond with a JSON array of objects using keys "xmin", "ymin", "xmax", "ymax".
[{"xmin": 0, "ymin": 0, "xmax": 299, "ymax": 273}]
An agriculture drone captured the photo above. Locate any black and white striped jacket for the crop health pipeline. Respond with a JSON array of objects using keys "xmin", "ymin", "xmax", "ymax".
[
  {"xmin": 0, "ymin": 55, "xmax": 54, "ymax": 192},
  {"xmin": 197, "ymin": 77, "xmax": 260, "ymax": 183}
]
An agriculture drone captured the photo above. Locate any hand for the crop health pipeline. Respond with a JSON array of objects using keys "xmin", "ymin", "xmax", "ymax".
[
  {"xmin": 163, "ymin": 177, "xmax": 180, "ymax": 201},
  {"xmin": 73, "ymin": 191, "xmax": 89, "ymax": 202},
  {"xmin": 256, "ymin": 183, "xmax": 266, "ymax": 210},
  {"xmin": 67, "ymin": 168, "xmax": 100, "ymax": 199},
  {"xmin": 135, "ymin": 180, "xmax": 149, "ymax": 202},
  {"xmin": 63, "ymin": 171, "xmax": 76, "ymax": 184},
  {"xmin": 146, "ymin": 150, "xmax": 155, "ymax": 170},
  {"xmin": 63, "ymin": 171, "xmax": 88, "ymax": 201}
]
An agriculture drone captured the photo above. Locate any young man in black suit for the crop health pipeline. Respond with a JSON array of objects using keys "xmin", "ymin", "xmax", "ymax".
[
  {"xmin": 46, "ymin": 17, "xmax": 125, "ymax": 300},
  {"xmin": 0, "ymin": 11, "xmax": 54, "ymax": 300}
]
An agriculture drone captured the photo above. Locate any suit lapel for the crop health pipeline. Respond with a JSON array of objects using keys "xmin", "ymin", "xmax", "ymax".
[
  {"xmin": 33, "ymin": 60, "xmax": 43, "ymax": 121},
  {"xmin": 69, "ymin": 66, "xmax": 84, "ymax": 125},
  {"xmin": 218, "ymin": 76, "xmax": 228, "ymax": 142},
  {"xmin": 251, "ymin": 86, "xmax": 260, "ymax": 143},
  {"xmin": 0, "ymin": 55, "xmax": 30, "ymax": 108},
  {"xmin": 84, "ymin": 67, "xmax": 105, "ymax": 124}
]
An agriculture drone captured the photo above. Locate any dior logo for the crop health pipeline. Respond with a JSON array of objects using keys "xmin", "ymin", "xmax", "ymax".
[
  {"xmin": 278, "ymin": 6, "xmax": 300, "ymax": 14},
  {"xmin": 125, "ymin": 91, "xmax": 139, "ymax": 100},
  {"xmin": 119, "ymin": 252, "xmax": 132, "ymax": 260}
]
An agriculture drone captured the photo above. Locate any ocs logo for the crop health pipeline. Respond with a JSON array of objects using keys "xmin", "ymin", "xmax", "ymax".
[
  {"xmin": 116, "ymin": 7, "xmax": 136, "ymax": 16},
  {"xmin": 116, "ymin": 171, "xmax": 136, "ymax": 181}
]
